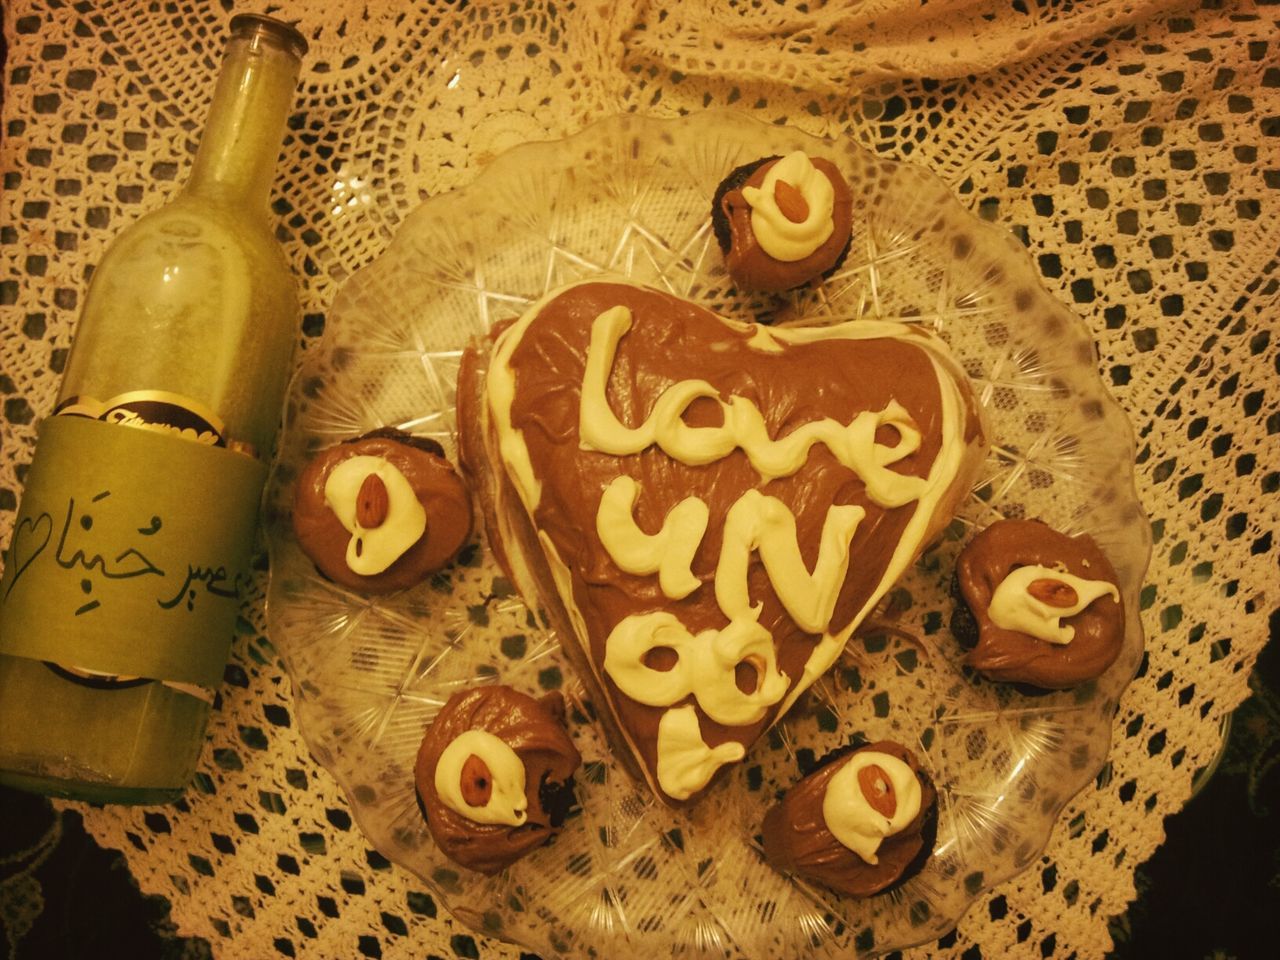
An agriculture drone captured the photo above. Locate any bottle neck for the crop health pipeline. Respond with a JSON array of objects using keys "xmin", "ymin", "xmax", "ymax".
[{"xmin": 186, "ymin": 30, "xmax": 301, "ymax": 208}]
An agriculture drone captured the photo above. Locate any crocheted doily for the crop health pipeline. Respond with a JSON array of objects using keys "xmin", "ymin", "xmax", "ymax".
[{"xmin": 1, "ymin": 1, "xmax": 1276, "ymax": 958}]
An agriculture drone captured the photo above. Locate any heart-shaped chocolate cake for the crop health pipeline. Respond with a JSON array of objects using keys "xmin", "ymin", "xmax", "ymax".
[{"xmin": 459, "ymin": 281, "xmax": 986, "ymax": 805}]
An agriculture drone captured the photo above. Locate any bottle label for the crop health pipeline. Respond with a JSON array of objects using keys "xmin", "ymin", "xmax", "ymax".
[
  {"xmin": 56, "ymin": 390, "xmax": 259, "ymax": 459},
  {"xmin": 0, "ymin": 415, "xmax": 267, "ymax": 689},
  {"xmin": 43, "ymin": 662, "xmax": 151, "ymax": 689},
  {"xmin": 38, "ymin": 662, "xmax": 215, "ymax": 704}
]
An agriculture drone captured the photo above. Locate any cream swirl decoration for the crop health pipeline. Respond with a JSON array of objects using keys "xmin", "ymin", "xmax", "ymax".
[
  {"xmin": 655, "ymin": 705, "xmax": 746, "ymax": 802},
  {"xmin": 741, "ymin": 151, "xmax": 836, "ymax": 262},
  {"xmin": 323, "ymin": 455, "xmax": 427, "ymax": 575},
  {"xmin": 433, "ymin": 729, "xmax": 528, "ymax": 827},
  {"xmin": 603, "ymin": 611, "xmax": 789, "ymax": 726},
  {"xmin": 596, "ymin": 476, "xmax": 708, "ymax": 599},
  {"xmin": 822, "ymin": 751, "xmax": 923, "ymax": 864},
  {"xmin": 988, "ymin": 564, "xmax": 1121, "ymax": 644},
  {"xmin": 580, "ymin": 304, "xmax": 928, "ymax": 498},
  {"xmin": 714, "ymin": 490, "xmax": 865, "ymax": 635},
  {"xmin": 600, "ymin": 487, "xmax": 862, "ymax": 718}
]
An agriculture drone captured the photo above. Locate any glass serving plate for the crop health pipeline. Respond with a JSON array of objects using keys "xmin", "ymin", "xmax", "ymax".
[{"xmin": 264, "ymin": 111, "xmax": 1151, "ymax": 958}]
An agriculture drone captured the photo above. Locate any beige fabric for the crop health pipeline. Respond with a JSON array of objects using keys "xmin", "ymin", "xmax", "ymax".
[
  {"xmin": 1, "ymin": 0, "xmax": 1276, "ymax": 958},
  {"xmin": 620, "ymin": 0, "xmax": 1183, "ymax": 88}
]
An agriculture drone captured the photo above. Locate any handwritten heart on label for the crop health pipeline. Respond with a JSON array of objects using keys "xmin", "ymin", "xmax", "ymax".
[
  {"xmin": 3, "ymin": 511, "xmax": 53, "ymax": 599},
  {"xmin": 467, "ymin": 281, "xmax": 986, "ymax": 805}
]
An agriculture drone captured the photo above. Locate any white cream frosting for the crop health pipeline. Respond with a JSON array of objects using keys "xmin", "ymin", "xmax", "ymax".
[
  {"xmin": 433, "ymin": 729, "xmax": 528, "ymax": 827},
  {"xmin": 715, "ymin": 490, "xmax": 865, "ymax": 635},
  {"xmin": 988, "ymin": 564, "xmax": 1120, "ymax": 644},
  {"xmin": 488, "ymin": 298, "xmax": 553, "ymax": 510},
  {"xmin": 740, "ymin": 151, "xmax": 836, "ymax": 262},
  {"xmin": 822, "ymin": 751, "xmax": 922, "ymax": 864},
  {"xmin": 579, "ymin": 304, "xmax": 929, "ymax": 498},
  {"xmin": 596, "ymin": 476, "xmax": 708, "ymax": 599},
  {"xmin": 603, "ymin": 611, "xmax": 789, "ymax": 727},
  {"xmin": 539, "ymin": 530, "xmax": 594, "ymax": 663},
  {"xmin": 485, "ymin": 282, "xmax": 979, "ymax": 799},
  {"xmin": 323, "ymin": 455, "xmax": 427, "ymax": 576},
  {"xmin": 773, "ymin": 347, "xmax": 972, "ymax": 718},
  {"xmin": 655, "ymin": 705, "xmax": 745, "ymax": 801}
]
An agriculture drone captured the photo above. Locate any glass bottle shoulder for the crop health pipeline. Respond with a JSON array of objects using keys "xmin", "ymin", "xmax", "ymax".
[{"xmin": 60, "ymin": 192, "xmax": 300, "ymax": 454}]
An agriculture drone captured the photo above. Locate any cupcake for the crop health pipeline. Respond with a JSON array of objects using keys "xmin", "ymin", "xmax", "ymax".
[
  {"xmin": 414, "ymin": 685, "xmax": 582, "ymax": 874},
  {"xmin": 711, "ymin": 150, "xmax": 854, "ymax": 293},
  {"xmin": 951, "ymin": 518, "xmax": 1125, "ymax": 689},
  {"xmin": 761, "ymin": 739, "xmax": 937, "ymax": 897},
  {"xmin": 292, "ymin": 427, "xmax": 473, "ymax": 593}
]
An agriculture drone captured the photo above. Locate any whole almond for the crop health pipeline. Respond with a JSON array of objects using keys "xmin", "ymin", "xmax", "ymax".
[
  {"xmin": 1028, "ymin": 577, "xmax": 1079, "ymax": 608},
  {"xmin": 773, "ymin": 178, "xmax": 810, "ymax": 223},
  {"xmin": 460, "ymin": 754, "xmax": 494, "ymax": 807},
  {"xmin": 857, "ymin": 763, "xmax": 898, "ymax": 818},
  {"xmin": 356, "ymin": 472, "xmax": 390, "ymax": 528}
]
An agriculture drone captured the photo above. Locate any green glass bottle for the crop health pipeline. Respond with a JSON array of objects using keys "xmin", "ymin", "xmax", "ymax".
[{"xmin": 0, "ymin": 14, "xmax": 307, "ymax": 804}]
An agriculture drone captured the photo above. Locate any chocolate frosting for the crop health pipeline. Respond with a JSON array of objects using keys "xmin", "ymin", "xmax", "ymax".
[
  {"xmin": 717, "ymin": 155, "xmax": 854, "ymax": 293},
  {"xmin": 761, "ymin": 740, "xmax": 937, "ymax": 897},
  {"xmin": 480, "ymin": 281, "xmax": 983, "ymax": 803},
  {"xmin": 954, "ymin": 518, "xmax": 1125, "ymax": 689},
  {"xmin": 292, "ymin": 431, "xmax": 473, "ymax": 594},
  {"xmin": 414, "ymin": 686, "xmax": 581, "ymax": 875}
]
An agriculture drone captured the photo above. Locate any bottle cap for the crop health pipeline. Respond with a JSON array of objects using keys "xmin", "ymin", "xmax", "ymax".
[{"xmin": 229, "ymin": 13, "xmax": 309, "ymax": 60}]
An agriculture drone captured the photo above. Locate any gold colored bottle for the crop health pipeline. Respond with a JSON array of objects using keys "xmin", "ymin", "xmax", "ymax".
[{"xmin": 0, "ymin": 15, "xmax": 307, "ymax": 803}]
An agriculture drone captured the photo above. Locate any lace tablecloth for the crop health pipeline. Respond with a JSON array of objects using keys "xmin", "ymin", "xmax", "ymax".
[{"xmin": 2, "ymin": 1, "xmax": 1277, "ymax": 957}]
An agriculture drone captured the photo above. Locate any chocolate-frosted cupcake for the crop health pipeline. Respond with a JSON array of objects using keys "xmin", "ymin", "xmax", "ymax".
[
  {"xmin": 712, "ymin": 150, "xmax": 854, "ymax": 293},
  {"xmin": 951, "ymin": 518, "xmax": 1124, "ymax": 690},
  {"xmin": 762, "ymin": 739, "xmax": 937, "ymax": 897},
  {"xmin": 292, "ymin": 427, "xmax": 473, "ymax": 594},
  {"xmin": 414, "ymin": 685, "xmax": 581, "ymax": 875}
]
